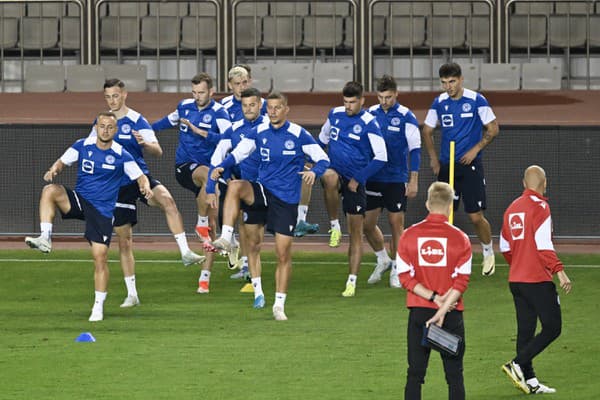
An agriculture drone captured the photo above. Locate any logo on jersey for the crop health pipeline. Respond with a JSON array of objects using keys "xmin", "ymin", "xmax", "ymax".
[
  {"xmin": 105, "ymin": 155, "xmax": 115, "ymax": 164},
  {"xmin": 202, "ymin": 114, "xmax": 212, "ymax": 124},
  {"xmin": 260, "ymin": 147, "xmax": 270, "ymax": 162},
  {"xmin": 81, "ymin": 159, "xmax": 95, "ymax": 174},
  {"xmin": 121, "ymin": 124, "xmax": 131, "ymax": 134},
  {"xmin": 230, "ymin": 112, "xmax": 235, "ymax": 119},
  {"xmin": 390, "ymin": 117, "xmax": 401, "ymax": 126},
  {"xmin": 284, "ymin": 140, "xmax": 295, "ymax": 150},
  {"xmin": 88, "ymin": 151, "xmax": 93, "ymax": 157},
  {"xmin": 509, "ymin": 213, "xmax": 525, "ymax": 240},
  {"xmin": 418, "ymin": 237, "xmax": 447, "ymax": 267},
  {"xmin": 352, "ymin": 124, "xmax": 363, "ymax": 134},
  {"xmin": 462, "ymin": 103, "xmax": 472, "ymax": 112},
  {"xmin": 329, "ymin": 127, "xmax": 340, "ymax": 141},
  {"xmin": 262, "ymin": 138, "xmax": 267, "ymax": 144},
  {"xmin": 441, "ymin": 114, "xmax": 454, "ymax": 128}
]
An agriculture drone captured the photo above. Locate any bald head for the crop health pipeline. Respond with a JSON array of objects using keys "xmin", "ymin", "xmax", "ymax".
[{"xmin": 523, "ymin": 165, "xmax": 546, "ymax": 194}]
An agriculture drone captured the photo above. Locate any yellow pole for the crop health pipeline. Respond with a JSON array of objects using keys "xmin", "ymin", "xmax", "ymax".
[{"xmin": 449, "ymin": 141, "xmax": 455, "ymax": 225}]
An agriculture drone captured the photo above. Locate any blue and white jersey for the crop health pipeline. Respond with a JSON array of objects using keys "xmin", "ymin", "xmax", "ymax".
[
  {"xmin": 221, "ymin": 95, "xmax": 267, "ymax": 123},
  {"xmin": 89, "ymin": 108, "xmax": 156, "ymax": 176},
  {"xmin": 152, "ymin": 98, "xmax": 231, "ymax": 166},
  {"xmin": 424, "ymin": 88, "xmax": 496, "ymax": 164},
  {"xmin": 368, "ymin": 103, "xmax": 421, "ymax": 183},
  {"xmin": 221, "ymin": 120, "xmax": 330, "ymax": 204},
  {"xmin": 60, "ymin": 137, "xmax": 143, "ymax": 218},
  {"xmin": 318, "ymin": 107, "xmax": 387, "ymax": 185}
]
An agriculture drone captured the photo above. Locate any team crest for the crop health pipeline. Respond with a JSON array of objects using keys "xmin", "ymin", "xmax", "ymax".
[
  {"xmin": 509, "ymin": 213, "xmax": 525, "ymax": 240},
  {"xmin": 284, "ymin": 140, "xmax": 295, "ymax": 150},
  {"xmin": 105, "ymin": 155, "xmax": 115, "ymax": 164},
  {"xmin": 353, "ymin": 124, "xmax": 362, "ymax": 134},
  {"xmin": 202, "ymin": 114, "xmax": 212, "ymax": 123},
  {"xmin": 390, "ymin": 117, "xmax": 401, "ymax": 126},
  {"xmin": 417, "ymin": 237, "xmax": 447, "ymax": 267},
  {"xmin": 121, "ymin": 124, "xmax": 131, "ymax": 134},
  {"xmin": 462, "ymin": 103, "xmax": 472, "ymax": 112}
]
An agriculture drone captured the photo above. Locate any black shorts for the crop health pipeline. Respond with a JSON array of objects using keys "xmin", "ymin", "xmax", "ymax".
[
  {"xmin": 175, "ymin": 162, "xmax": 202, "ymax": 196},
  {"xmin": 113, "ymin": 175, "xmax": 162, "ymax": 227},
  {"xmin": 366, "ymin": 181, "xmax": 408, "ymax": 213},
  {"xmin": 242, "ymin": 182, "xmax": 297, "ymax": 236},
  {"xmin": 60, "ymin": 187, "xmax": 114, "ymax": 246},
  {"xmin": 340, "ymin": 176, "xmax": 367, "ymax": 215},
  {"xmin": 438, "ymin": 158, "xmax": 487, "ymax": 214}
]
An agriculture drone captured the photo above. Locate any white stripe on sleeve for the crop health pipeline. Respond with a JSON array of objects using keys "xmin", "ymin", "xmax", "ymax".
[
  {"xmin": 453, "ymin": 255, "xmax": 472, "ymax": 277},
  {"xmin": 478, "ymin": 106, "xmax": 496, "ymax": 125},
  {"xmin": 405, "ymin": 123, "xmax": 421, "ymax": 151},
  {"xmin": 138, "ymin": 128, "xmax": 157, "ymax": 143},
  {"xmin": 60, "ymin": 147, "xmax": 79, "ymax": 166},
  {"xmin": 302, "ymin": 143, "xmax": 329, "ymax": 163},
  {"xmin": 210, "ymin": 138, "xmax": 233, "ymax": 166},
  {"xmin": 499, "ymin": 232, "xmax": 511, "ymax": 253},
  {"xmin": 124, "ymin": 160, "xmax": 144, "ymax": 181},
  {"xmin": 368, "ymin": 133, "xmax": 388, "ymax": 162},
  {"xmin": 216, "ymin": 118, "xmax": 232, "ymax": 134},
  {"xmin": 231, "ymin": 137, "xmax": 256, "ymax": 164},
  {"xmin": 395, "ymin": 253, "xmax": 414, "ymax": 276},
  {"xmin": 424, "ymin": 109, "xmax": 439, "ymax": 128},
  {"xmin": 535, "ymin": 215, "xmax": 555, "ymax": 251},
  {"xmin": 167, "ymin": 110, "xmax": 180, "ymax": 126},
  {"xmin": 318, "ymin": 119, "xmax": 332, "ymax": 145}
]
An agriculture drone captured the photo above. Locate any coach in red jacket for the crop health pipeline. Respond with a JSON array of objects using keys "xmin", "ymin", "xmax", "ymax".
[
  {"xmin": 500, "ymin": 165, "xmax": 572, "ymax": 395},
  {"xmin": 397, "ymin": 181, "xmax": 471, "ymax": 400}
]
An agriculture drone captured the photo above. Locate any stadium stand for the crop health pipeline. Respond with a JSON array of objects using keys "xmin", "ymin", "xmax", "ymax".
[{"xmin": 24, "ymin": 64, "xmax": 65, "ymax": 92}]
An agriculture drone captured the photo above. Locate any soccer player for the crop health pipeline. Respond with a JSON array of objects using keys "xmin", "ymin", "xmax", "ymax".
[
  {"xmin": 90, "ymin": 79, "xmax": 205, "ymax": 308},
  {"xmin": 209, "ymin": 91, "xmax": 330, "ymax": 320},
  {"xmin": 365, "ymin": 75, "xmax": 421, "ymax": 288},
  {"xmin": 319, "ymin": 81, "xmax": 387, "ymax": 297},
  {"xmin": 25, "ymin": 112, "xmax": 153, "ymax": 322},
  {"xmin": 396, "ymin": 181, "xmax": 471, "ymax": 400},
  {"xmin": 500, "ymin": 165, "xmax": 572, "ymax": 394},
  {"xmin": 208, "ymin": 87, "xmax": 270, "ymax": 282},
  {"xmin": 152, "ymin": 73, "xmax": 232, "ymax": 294},
  {"xmin": 422, "ymin": 62, "xmax": 499, "ymax": 276}
]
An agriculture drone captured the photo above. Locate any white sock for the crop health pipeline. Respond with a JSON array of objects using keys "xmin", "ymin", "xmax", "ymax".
[
  {"xmin": 196, "ymin": 215, "xmax": 209, "ymax": 227},
  {"xmin": 241, "ymin": 256, "xmax": 248, "ymax": 268},
  {"xmin": 274, "ymin": 292, "xmax": 287, "ymax": 308},
  {"xmin": 124, "ymin": 275, "xmax": 138, "ymax": 297},
  {"xmin": 346, "ymin": 274, "xmax": 357, "ymax": 286},
  {"xmin": 375, "ymin": 249, "xmax": 391, "ymax": 264},
  {"xmin": 330, "ymin": 219, "xmax": 341, "ymax": 231},
  {"xmin": 251, "ymin": 277, "xmax": 264, "ymax": 298},
  {"xmin": 199, "ymin": 269, "xmax": 211, "ymax": 282},
  {"xmin": 174, "ymin": 232, "xmax": 190, "ymax": 255},
  {"xmin": 221, "ymin": 225, "xmax": 234, "ymax": 242},
  {"xmin": 297, "ymin": 205, "xmax": 308, "ymax": 224},
  {"xmin": 482, "ymin": 241, "xmax": 494, "ymax": 257},
  {"xmin": 93, "ymin": 291, "xmax": 107, "ymax": 311},
  {"xmin": 40, "ymin": 222, "xmax": 53, "ymax": 240},
  {"xmin": 526, "ymin": 377, "xmax": 539, "ymax": 386}
]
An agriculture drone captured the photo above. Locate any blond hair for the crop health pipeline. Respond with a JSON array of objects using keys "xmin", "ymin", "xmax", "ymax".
[
  {"xmin": 426, "ymin": 182, "xmax": 454, "ymax": 211},
  {"xmin": 228, "ymin": 66, "xmax": 249, "ymax": 81}
]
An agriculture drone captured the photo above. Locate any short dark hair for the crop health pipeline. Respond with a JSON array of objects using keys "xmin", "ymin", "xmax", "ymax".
[
  {"xmin": 104, "ymin": 78, "xmax": 125, "ymax": 90},
  {"xmin": 191, "ymin": 72, "xmax": 213, "ymax": 88},
  {"xmin": 267, "ymin": 90, "xmax": 287, "ymax": 105},
  {"xmin": 342, "ymin": 81, "xmax": 363, "ymax": 98},
  {"xmin": 241, "ymin": 87, "xmax": 262, "ymax": 99},
  {"xmin": 97, "ymin": 111, "xmax": 118, "ymax": 121},
  {"xmin": 376, "ymin": 75, "xmax": 397, "ymax": 92},
  {"xmin": 439, "ymin": 63, "xmax": 462, "ymax": 79}
]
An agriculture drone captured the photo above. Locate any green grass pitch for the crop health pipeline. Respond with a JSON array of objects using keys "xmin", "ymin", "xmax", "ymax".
[{"xmin": 1, "ymin": 249, "xmax": 599, "ymax": 399}]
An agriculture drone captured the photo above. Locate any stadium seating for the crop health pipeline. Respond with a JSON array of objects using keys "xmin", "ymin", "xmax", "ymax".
[
  {"xmin": 480, "ymin": 63, "xmax": 521, "ymax": 91},
  {"xmin": 303, "ymin": 16, "xmax": 345, "ymax": 48},
  {"xmin": 385, "ymin": 16, "xmax": 426, "ymax": 48},
  {"xmin": 66, "ymin": 65, "xmax": 105, "ymax": 92},
  {"xmin": 20, "ymin": 17, "xmax": 59, "ymax": 49},
  {"xmin": 271, "ymin": 63, "xmax": 313, "ymax": 91},
  {"xmin": 140, "ymin": 16, "xmax": 180, "ymax": 50},
  {"xmin": 461, "ymin": 63, "xmax": 480, "ymax": 90},
  {"xmin": 100, "ymin": 17, "xmax": 140, "ymax": 49},
  {"xmin": 181, "ymin": 16, "xmax": 217, "ymax": 50},
  {"xmin": 0, "ymin": 18, "xmax": 19, "ymax": 49},
  {"xmin": 466, "ymin": 16, "xmax": 491, "ymax": 49},
  {"xmin": 425, "ymin": 16, "xmax": 466, "ymax": 48},
  {"xmin": 60, "ymin": 17, "xmax": 81, "ymax": 50},
  {"xmin": 262, "ymin": 16, "xmax": 302, "ymax": 49},
  {"xmin": 313, "ymin": 62, "xmax": 353, "ymax": 92},
  {"xmin": 521, "ymin": 63, "xmax": 562, "ymax": 90},
  {"xmin": 509, "ymin": 15, "xmax": 547, "ymax": 48},
  {"xmin": 103, "ymin": 64, "xmax": 148, "ymax": 92},
  {"xmin": 548, "ymin": 15, "xmax": 587, "ymax": 48},
  {"xmin": 270, "ymin": 2, "xmax": 309, "ymax": 16},
  {"xmin": 247, "ymin": 63, "xmax": 272, "ymax": 92},
  {"xmin": 24, "ymin": 64, "xmax": 65, "ymax": 92}
]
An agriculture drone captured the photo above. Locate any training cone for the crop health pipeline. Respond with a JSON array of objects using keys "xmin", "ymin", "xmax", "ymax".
[
  {"xmin": 75, "ymin": 332, "xmax": 96, "ymax": 342},
  {"xmin": 240, "ymin": 283, "xmax": 254, "ymax": 293}
]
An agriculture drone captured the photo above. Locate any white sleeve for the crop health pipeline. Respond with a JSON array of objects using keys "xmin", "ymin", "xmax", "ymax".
[
  {"xmin": 405, "ymin": 123, "xmax": 421, "ymax": 151},
  {"xmin": 124, "ymin": 160, "xmax": 144, "ymax": 181},
  {"xmin": 395, "ymin": 253, "xmax": 414, "ymax": 276},
  {"xmin": 230, "ymin": 137, "xmax": 257, "ymax": 164},
  {"xmin": 302, "ymin": 143, "xmax": 329, "ymax": 163},
  {"xmin": 318, "ymin": 119, "xmax": 331, "ymax": 145},
  {"xmin": 88, "ymin": 126, "xmax": 97, "ymax": 138},
  {"xmin": 167, "ymin": 110, "xmax": 180, "ymax": 126},
  {"xmin": 535, "ymin": 215, "xmax": 555, "ymax": 251},
  {"xmin": 216, "ymin": 117, "xmax": 232, "ymax": 134},
  {"xmin": 210, "ymin": 138, "xmax": 233, "ymax": 166},
  {"xmin": 138, "ymin": 128, "xmax": 158, "ymax": 143},
  {"xmin": 478, "ymin": 106, "xmax": 496, "ymax": 126},
  {"xmin": 60, "ymin": 147, "xmax": 79, "ymax": 166},
  {"xmin": 499, "ymin": 232, "xmax": 511, "ymax": 253},
  {"xmin": 424, "ymin": 109, "xmax": 439, "ymax": 128},
  {"xmin": 368, "ymin": 133, "xmax": 388, "ymax": 162}
]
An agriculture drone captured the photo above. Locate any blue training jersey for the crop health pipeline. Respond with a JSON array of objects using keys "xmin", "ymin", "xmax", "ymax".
[
  {"xmin": 221, "ymin": 95, "xmax": 268, "ymax": 124},
  {"xmin": 60, "ymin": 137, "xmax": 143, "ymax": 218},
  {"xmin": 219, "ymin": 120, "xmax": 330, "ymax": 204},
  {"xmin": 368, "ymin": 103, "xmax": 421, "ymax": 183},
  {"xmin": 424, "ymin": 88, "xmax": 496, "ymax": 164},
  {"xmin": 318, "ymin": 107, "xmax": 387, "ymax": 185},
  {"xmin": 152, "ymin": 98, "xmax": 231, "ymax": 166}
]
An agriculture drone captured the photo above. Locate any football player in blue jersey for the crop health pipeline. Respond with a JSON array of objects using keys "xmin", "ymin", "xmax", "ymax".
[
  {"xmin": 25, "ymin": 112, "xmax": 153, "ymax": 322},
  {"xmin": 365, "ymin": 75, "xmax": 421, "ymax": 288},
  {"xmin": 318, "ymin": 81, "xmax": 388, "ymax": 297},
  {"xmin": 422, "ymin": 63, "xmax": 500, "ymax": 276},
  {"xmin": 208, "ymin": 91, "xmax": 330, "ymax": 320},
  {"xmin": 90, "ymin": 79, "xmax": 205, "ymax": 308},
  {"xmin": 152, "ymin": 73, "xmax": 232, "ymax": 294}
]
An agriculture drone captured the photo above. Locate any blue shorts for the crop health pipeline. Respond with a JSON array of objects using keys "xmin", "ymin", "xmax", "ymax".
[
  {"xmin": 175, "ymin": 162, "xmax": 202, "ymax": 196},
  {"xmin": 60, "ymin": 187, "xmax": 114, "ymax": 246},
  {"xmin": 438, "ymin": 158, "xmax": 487, "ymax": 214},
  {"xmin": 366, "ymin": 181, "xmax": 408, "ymax": 213},
  {"xmin": 113, "ymin": 175, "xmax": 162, "ymax": 227},
  {"xmin": 242, "ymin": 182, "xmax": 297, "ymax": 236},
  {"xmin": 340, "ymin": 176, "xmax": 366, "ymax": 215}
]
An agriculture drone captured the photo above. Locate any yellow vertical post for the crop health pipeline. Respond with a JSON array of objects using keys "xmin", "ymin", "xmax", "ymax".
[{"xmin": 449, "ymin": 141, "xmax": 455, "ymax": 224}]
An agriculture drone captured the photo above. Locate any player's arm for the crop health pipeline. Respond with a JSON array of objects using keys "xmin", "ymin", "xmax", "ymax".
[
  {"xmin": 301, "ymin": 132, "xmax": 330, "ymax": 185},
  {"xmin": 352, "ymin": 128, "xmax": 387, "ymax": 189},
  {"xmin": 151, "ymin": 109, "xmax": 180, "ymax": 131},
  {"xmin": 133, "ymin": 128, "xmax": 163, "ymax": 157},
  {"xmin": 44, "ymin": 159, "xmax": 66, "ymax": 182},
  {"xmin": 426, "ymin": 288, "xmax": 464, "ymax": 327},
  {"xmin": 459, "ymin": 119, "xmax": 499, "ymax": 165},
  {"xmin": 45, "ymin": 142, "xmax": 80, "ymax": 182},
  {"xmin": 405, "ymin": 119, "xmax": 421, "ymax": 198},
  {"xmin": 136, "ymin": 174, "xmax": 153, "ymax": 200}
]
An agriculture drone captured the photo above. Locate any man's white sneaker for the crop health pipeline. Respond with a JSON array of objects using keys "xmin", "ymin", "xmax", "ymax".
[
  {"xmin": 502, "ymin": 361, "xmax": 530, "ymax": 394},
  {"xmin": 88, "ymin": 309, "xmax": 103, "ymax": 322},
  {"xmin": 389, "ymin": 267, "xmax": 402, "ymax": 288},
  {"xmin": 367, "ymin": 260, "xmax": 391, "ymax": 284},
  {"xmin": 528, "ymin": 382, "xmax": 556, "ymax": 394},
  {"xmin": 272, "ymin": 306, "xmax": 288, "ymax": 321},
  {"xmin": 482, "ymin": 254, "xmax": 495, "ymax": 276},
  {"xmin": 120, "ymin": 295, "xmax": 140, "ymax": 308},
  {"xmin": 25, "ymin": 236, "xmax": 52, "ymax": 253},
  {"xmin": 212, "ymin": 237, "xmax": 232, "ymax": 255},
  {"xmin": 181, "ymin": 250, "xmax": 206, "ymax": 267},
  {"xmin": 227, "ymin": 241, "xmax": 241, "ymax": 270},
  {"xmin": 230, "ymin": 265, "xmax": 249, "ymax": 280}
]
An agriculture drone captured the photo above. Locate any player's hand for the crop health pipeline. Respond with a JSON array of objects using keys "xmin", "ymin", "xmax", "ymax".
[
  {"xmin": 426, "ymin": 310, "xmax": 446, "ymax": 328},
  {"xmin": 206, "ymin": 193, "xmax": 218, "ymax": 209},
  {"xmin": 430, "ymin": 158, "xmax": 440, "ymax": 176},
  {"xmin": 43, "ymin": 169, "xmax": 58, "ymax": 182},
  {"xmin": 211, "ymin": 167, "xmax": 224, "ymax": 181},
  {"xmin": 140, "ymin": 185, "xmax": 154, "ymax": 200},
  {"xmin": 180, "ymin": 118, "xmax": 208, "ymax": 137},
  {"xmin": 299, "ymin": 170, "xmax": 316, "ymax": 185},
  {"xmin": 459, "ymin": 147, "xmax": 479, "ymax": 165},
  {"xmin": 132, "ymin": 130, "xmax": 145, "ymax": 146},
  {"xmin": 347, "ymin": 178, "xmax": 359, "ymax": 192},
  {"xmin": 406, "ymin": 180, "xmax": 418, "ymax": 199},
  {"xmin": 557, "ymin": 270, "xmax": 572, "ymax": 294}
]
